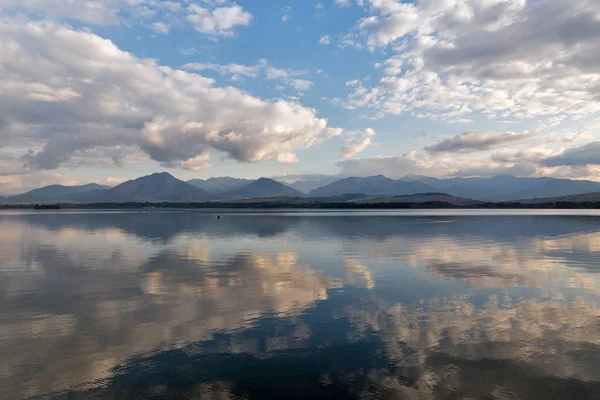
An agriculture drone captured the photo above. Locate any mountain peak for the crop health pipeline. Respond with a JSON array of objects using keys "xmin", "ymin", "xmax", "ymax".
[
  {"xmin": 148, "ymin": 172, "xmax": 175, "ymax": 178},
  {"xmin": 100, "ymin": 172, "xmax": 210, "ymax": 202},
  {"xmin": 223, "ymin": 178, "xmax": 304, "ymax": 199},
  {"xmin": 255, "ymin": 177, "xmax": 277, "ymax": 183},
  {"xmin": 188, "ymin": 177, "xmax": 254, "ymax": 194},
  {"xmin": 309, "ymin": 175, "xmax": 437, "ymax": 197}
]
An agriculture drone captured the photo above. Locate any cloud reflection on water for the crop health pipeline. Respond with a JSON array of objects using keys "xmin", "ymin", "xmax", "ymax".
[{"xmin": 0, "ymin": 212, "xmax": 599, "ymax": 398}]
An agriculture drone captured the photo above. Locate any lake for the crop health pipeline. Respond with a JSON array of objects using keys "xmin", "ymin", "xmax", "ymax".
[{"xmin": 1, "ymin": 210, "xmax": 600, "ymax": 399}]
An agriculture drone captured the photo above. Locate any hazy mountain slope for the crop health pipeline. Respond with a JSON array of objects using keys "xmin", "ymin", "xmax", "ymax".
[
  {"xmin": 4, "ymin": 183, "xmax": 110, "ymax": 203},
  {"xmin": 188, "ymin": 177, "xmax": 253, "ymax": 194},
  {"xmin": 220, "ymin": 178, "xmax": 305, "ymax": 199},
  {"xmin": 497, "ymin": 179, "xmax": 600, "ymax": 201},
  {"xmin": 520, "ymin": 192, "xmax": 600, "ymax": 203},
  {"xmin": 401, "ymin": 174, "xmax": 600, "ymax": 201},
  {"xmin": 285, "ymin": 177, "xmax": 341, "ymax": 193},
  {"xmin": 90, "ymin": 172, "xmax": 211, "ymax": 202},
  {"xmin": 401, "ymin": 175, "xmax": 489, "ymax": 199},
  {"xmin": 309, "ymin": 175, "xmax": 438, "ymax": 197},
  {"xmin": 350, "ymin": 193, "xmax": 479, "ymax": 206},
  {"xmin": 6, "ymin": 173, "xmax": 600, "ymax": 204}
]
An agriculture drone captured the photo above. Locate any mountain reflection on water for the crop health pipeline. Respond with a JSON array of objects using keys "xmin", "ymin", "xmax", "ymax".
[{"xmin": 1, "ymin": 211, "xmax": 600, "ymax": 399}]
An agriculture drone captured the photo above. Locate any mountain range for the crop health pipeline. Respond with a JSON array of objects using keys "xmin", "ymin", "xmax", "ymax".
[
  {"xmin": 0, "ymin": 173, "xmax": 303, "ymax": 203},
  {"xmin": 3, "ymin": 172, "xmax": 600, "ymax": 204},
  {"xmin": 187, "ymin": 177, "xmax": 253, "ymax": 194},
  {"xmin": 221, "ymin": 178, "xmax": 304, "ymax": 199},
  {"xmin": 309, "ymin": 175, "xmax": 437, "ymax": 197},
  {"xmin": 399, "ymin": 174, "xmax": 600, "ymax": 201},
  {"xmin": 5, "ymin": 183, "xmax": 110, "ymax": 203}
]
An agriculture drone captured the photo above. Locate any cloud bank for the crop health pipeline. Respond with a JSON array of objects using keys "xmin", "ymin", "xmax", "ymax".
[
  {"xmin": 0, "ymin": 20, "xmax": 345, "ymax": 172},
  {"xmin": 343, "ymin": 0, "xmax": 600, "ymax": 121},
  {"xmin": 425, "ymin": 131, "xmax": 538, "ymax": 154}
]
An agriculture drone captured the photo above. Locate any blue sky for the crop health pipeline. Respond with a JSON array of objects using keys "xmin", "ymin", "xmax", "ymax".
[{"xmin": 1, "ymin": 0, "xmax": 600, "ymax": 192}]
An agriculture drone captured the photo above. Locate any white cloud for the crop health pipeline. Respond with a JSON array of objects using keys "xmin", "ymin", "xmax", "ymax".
[
  {"xmin": 186, "ymin": 3, "xmax": 252, "ymax": 36},
  {"xmin": 335, "ymin": 0, "xmax": 352, "ymax": 7},
  {"xmin": 0, "ymin": 0, "xmax": 253, "ymax": 37},
  {"xmin": 336, "ymin": 128, "xmax": 600, "ymax": 179},
  {"xmin": 0, "ymin": 20, "xmax": 346, "ymax": 172},
  {"xmin": 336, "ymin": 151, "xmax": 540, "ymax": 179},
  {"xmin": 182, "ymin": 59, "xmax": 267, "ymax": 79},
  {"xmin": 183, "ymin": 60, "xmax": 313, "ymax": 90},
  {"xmin": 337, "ymin": 151, "xmax": 446, "ymax": 178},
  {"xmin": 340, "ymin": 128, "xmax": 376, "ymax": 158},
  {"xmin": 151, "ymin": 21, "xmax": 169, "ymax": 35},
  {"xmin": 319, "ymin": 35, "xmax": 331, "ymax": 45},
  {"xmin": 343, "ymin": 0, "xmax": 600, "ymax": 123},
  {"xmin": 264, "ymin": 66, "xmax": 313, "ymax": 91},
  {"xmin": 0, "ymin": 0, "xmax": 120, "ymax": 25},
  {"xmin": 277, "ymin": 152, "xmax": 300, "ymax": 164},
  {"xmin": 281, "ymin": 5, "xmax": 292, "ymax": 22},
  {"xmin": 288, "ymin": 79, "xmax": 313, "ymax": 91},
  {"xmin": 266, "ymin": 66, "xmax": 308, "ymax": 80},
  {"xmin": 341, "ymin": 137, "xmax": 373, "ymax": 158}
]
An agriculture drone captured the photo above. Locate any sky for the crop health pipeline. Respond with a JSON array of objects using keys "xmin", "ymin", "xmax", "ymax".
[{"xmin": 1, "ymin": 0, "xmax": 600, "ymax": 193}]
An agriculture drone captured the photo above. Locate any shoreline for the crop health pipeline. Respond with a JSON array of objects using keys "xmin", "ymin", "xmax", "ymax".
[{"xmin": 2, "ymin": 201, "xmax": 600, "ymax": 210}]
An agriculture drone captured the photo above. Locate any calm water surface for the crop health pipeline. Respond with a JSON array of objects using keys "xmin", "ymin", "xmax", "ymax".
[{"xmin": 2, "ymin": 210, "xmax": 600, "ymax": 399}]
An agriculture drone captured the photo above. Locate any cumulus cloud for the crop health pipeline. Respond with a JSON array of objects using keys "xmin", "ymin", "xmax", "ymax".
[
  {"xmin": 425, "ymin": 131, "xmax": 538, "ymax": 154},
  {"xmin": 341, "ymin": 128, "xmax": 376, "ymax": 158},
  {"xmin": 186, "ymin": 3, "xmax": 252, "ymax": 36},
  {"xmin": 288, "ymin": 79, "xmax": 313, "ymax": 91},
  {"xmin": 276, "ymin": 152, "xmax": 300, "ymax": 164},
  {"xmin": 266, "ymin": 66, "xmax": 313, "ymax": 91},
  {"xmin": 541, "ymin": 142, "xmax": 600, "ymax": 167},
  {"xmin": 343, "ymin": 0, "xmax": 600, "ymax": 122},
  {"xmin": 336, "ymin": 128, "xmax": 600, "ymax": 179},
  {"xmin": 0, "ymin": 0, "xmax": 253, "ymax": 37},
  {"xmin": 0, "ymin": 20, "xmax": 344, "ymax": 172},
  {"xmin": 341, "ymin": 137, "xmax": 373, "ymax": 158}
]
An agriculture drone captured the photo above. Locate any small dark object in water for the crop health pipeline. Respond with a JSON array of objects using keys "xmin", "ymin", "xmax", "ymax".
[{"xmin": 217, "ymin": 215, "xmax": 220, "ymax": 219}]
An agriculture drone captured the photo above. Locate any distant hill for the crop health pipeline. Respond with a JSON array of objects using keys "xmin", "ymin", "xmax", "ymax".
[
  {"xmin": 350, "ymin": 193, "xmax": 479, "ymax": 206},
  {"xmin": 3, "ymin": 183, "xmax": 110, "ymax": 203},
  {"xmin": 309, "ymin": 175, "xmax": 438, "ymax": 197},
  {"xmin": 89, "ymin": 172, "xmax": 211, "ymax": 202},
  {"xmin": 519, "ymin": 192, "xmax": 600, "ymax": 203},
  {"xmin": 496, "ymin": 179, "xmax": 600, "ymax": 201},
  {"xmin": 220, "ymin": 178, "xmax": 305, "ymax": 199},
  {"xmin": 188, "ymin": 177, "xmax": 253, "ymax": 194},
  {"xmin": 400, "ymin": 175, "xmax": 600, "ymax": 201}
]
